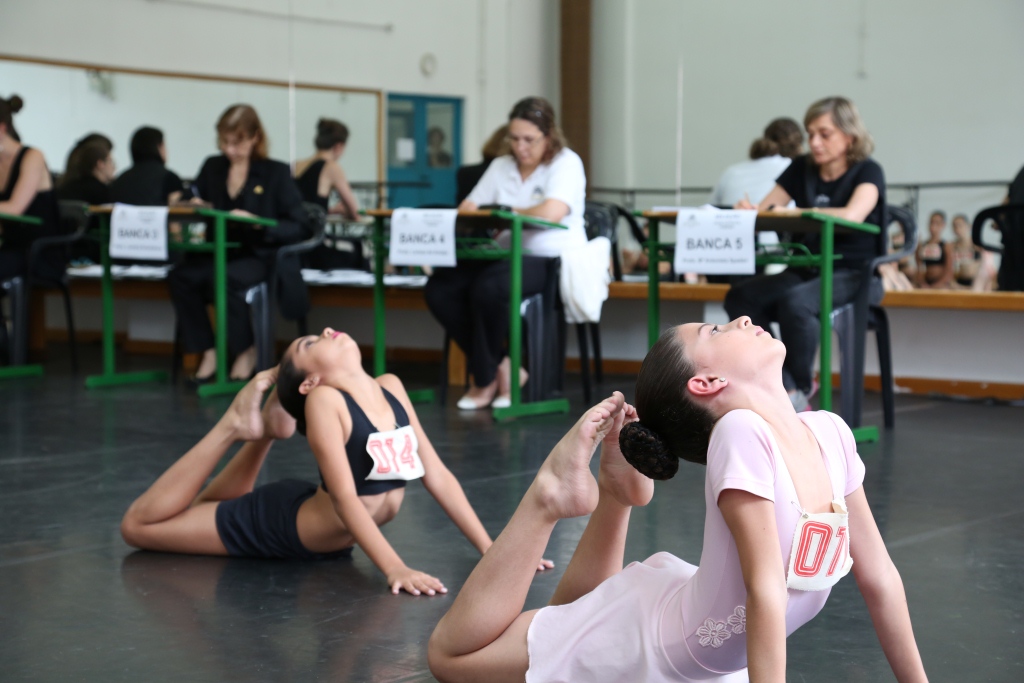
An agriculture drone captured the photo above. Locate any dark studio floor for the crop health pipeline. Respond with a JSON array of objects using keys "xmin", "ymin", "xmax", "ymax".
[{"xmin": 1, "ymin": 346, "xmax": 1022, "ymax": 682}]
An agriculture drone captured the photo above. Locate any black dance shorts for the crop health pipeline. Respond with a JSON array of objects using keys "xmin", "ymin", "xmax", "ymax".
[{"xmin": 215, "ymin": 479, "xmax": 353, "ymax": 560}]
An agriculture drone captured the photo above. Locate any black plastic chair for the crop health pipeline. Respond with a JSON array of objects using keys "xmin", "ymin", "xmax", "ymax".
[
  {"xmin": 972, "ymin": 203, "xmax": 1024, "ymax": 292},
  {"xmin": 438, "ymin": 258, "xmax": 563, "ymax": 405},
  {"xmin": 0, "ymin": 200, "xmax": 87, "ymax": 370},
  {"xmin": 830, "ymin": 204, "xmax": 917, "ymax": 429}
]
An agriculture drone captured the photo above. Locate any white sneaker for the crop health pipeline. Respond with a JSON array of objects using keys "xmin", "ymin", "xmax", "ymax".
[
  {"xmin": 492, "ymin": 395, "xmax": 511, "ymax": 409},
  {"xmin": 457, "ymin": 395, "xmax": 492, "ymax": 410}
]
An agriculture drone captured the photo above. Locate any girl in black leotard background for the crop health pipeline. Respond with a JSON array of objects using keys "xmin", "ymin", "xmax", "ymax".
[
  {"xmin": 120, "ymin": 329, "xmax": 550, "ymax": 596},
  {"xmin": 915, "ymin": 210, "xmax": 955, "ymax": 289},
  {"xmin": 293, "ymin": 118, "xmax": 360, "ymax": 219}
]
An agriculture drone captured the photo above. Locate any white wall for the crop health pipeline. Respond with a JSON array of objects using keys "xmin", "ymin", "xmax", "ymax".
[
  {"xmin": 0, "ymin": 0, "xmax": 559, "ymax": 169},
  {"xmin": 592, "ymin": 0, "xmax": 1024, "ymax": 226}
]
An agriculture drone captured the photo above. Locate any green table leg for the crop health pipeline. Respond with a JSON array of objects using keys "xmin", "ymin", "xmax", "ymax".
[
  {"xmin": 198, "ymin": 214, "xmax": 243, "ymax": 398},
  {"xmin": 647, "ymin": 218, "xmax": 661, "ymax": 349},
  {"xmin": 851, "ymin": 425, "xmax": 879, "ymax": 443},
  {"xmin": 491, "ymin": 215, "xmax": 569, "ymax": 420},
  {"xmin": 818, "ymin": 219, "xmax": 834, "ymax": 413},
  {"xmin": 0, "ymin": 365, "xmax": 43, "ymax": 379},
  {"xmin": 370, "ymin": 216, "xmax": 433, "ymax": 403},
  {"xmin": 85, "ymin": 215, "xmax": 167, "ymax": 389},
  {"xmin": 373, "ymin": 216, "xmax": 387, "ymax": 378}
]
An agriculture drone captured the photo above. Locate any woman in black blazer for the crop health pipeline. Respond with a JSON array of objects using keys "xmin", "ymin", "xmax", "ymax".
[{"xmin": 169, "ymin": 104, "xmax": 308, "ymax": 383}]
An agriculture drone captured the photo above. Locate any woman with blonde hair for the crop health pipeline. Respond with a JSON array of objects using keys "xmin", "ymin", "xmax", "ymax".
[
  {"xmin": 169, "ymin": 104, "xmax": 308, "ymax": 383},
  {"xmin": 728, "ymin": 96, "xmax": 887, "ymax": 410}
]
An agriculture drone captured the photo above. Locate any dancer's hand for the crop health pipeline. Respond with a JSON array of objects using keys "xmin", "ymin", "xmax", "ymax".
[
  {"xmin": 537, "ymin": 558, "xmax": 555, "ymax": 572},
  {"xmin": 388, "ymin": 566, "xmax": 448, "ymax": 596}
]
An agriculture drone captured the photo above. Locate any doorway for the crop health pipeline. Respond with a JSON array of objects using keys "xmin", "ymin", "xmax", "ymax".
[{"xmin": 386, "ymin": 94, "xmax": 463, "ymax": 207}]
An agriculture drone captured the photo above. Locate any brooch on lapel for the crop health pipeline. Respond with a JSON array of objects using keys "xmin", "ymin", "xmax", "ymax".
[{"xmin": 254, "ymin": 185, "xmax": 264, "ymax": 195}]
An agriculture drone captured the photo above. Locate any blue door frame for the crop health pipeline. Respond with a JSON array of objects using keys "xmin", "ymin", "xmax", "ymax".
[{"xmin": 386, "ymin": 93, "xmax": 463, "ymax": 208}]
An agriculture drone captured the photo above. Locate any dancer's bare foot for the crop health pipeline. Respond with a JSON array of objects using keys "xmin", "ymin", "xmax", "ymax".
[
  {"xmin": 261, "ymin": 387, "xmax": 296, "ymax": 440},
  {"xmin": 220, "ymin": 367, "xmax": 277, "ymax": 441},
  {"xmin": 530, "ymin": 393, "xmax": 625, "ymax": 522},
  {"xmin": 598, "ymin": 402, "xmax": 655, "ymax": 508}
]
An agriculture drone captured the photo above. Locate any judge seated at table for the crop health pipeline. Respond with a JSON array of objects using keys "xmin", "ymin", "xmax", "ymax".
[
  {"xmin": 726, "ymin": 96, "xmax": 886, "ymax": 411},
  {"xmin": 169, "ymin": 103, "xmax": 308, "ymax": 384},
  {"xmin": 0, "ymin": 94, "xmax": 61, "ymax": 357},
  {"xmin": 111, "ymin": 126, "xmax": 185, "ymax": 206},
  {"xmin": 425, "ymin": 96, "xmax": 586, "ymax": 410}
]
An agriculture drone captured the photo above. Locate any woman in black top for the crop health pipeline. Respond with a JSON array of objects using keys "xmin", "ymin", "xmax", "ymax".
[
  {"xmin": 293, "ymin": 118, "xmax": 360, "ymax": 218},
  {"xmin": 57, "ymin": 134, "xmax": 116, "ymax": 206},
  {"xmin": 727, "ymin": 96, "xmax": 886, "ymax": 409},
  {"xmin": 169, "ymin": 104, "xmax": 308, "ymax": 382},
  {"xmin": 0, "ymin": 94, "xmax": 61, "ymax": 321},
  {"xmin": 110, "ymin": 126, "xmax": 184, "ymax": 206}
]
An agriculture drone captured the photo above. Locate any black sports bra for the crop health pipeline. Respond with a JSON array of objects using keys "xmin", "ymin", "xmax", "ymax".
[{"xmin": 319, "ymin": 387, "xmax": 412, "ymax": 497}]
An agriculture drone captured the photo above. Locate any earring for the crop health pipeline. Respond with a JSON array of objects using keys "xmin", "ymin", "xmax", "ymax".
[{"xmin": 718, "ymin": 378, "xmax": 727, "ymax": 382}]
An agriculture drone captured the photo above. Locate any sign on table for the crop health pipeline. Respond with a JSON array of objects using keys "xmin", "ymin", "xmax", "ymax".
[
  {"xmin": 673, "ymin": 208, "xmax": 756, "ymax": 275},
  {"xmin": 109, "ymin": 203, "xmax": 169, "ymax": 261},
  {"xmin": 389, "ymin": 208, "xmax": 457, "ymax": 267}
]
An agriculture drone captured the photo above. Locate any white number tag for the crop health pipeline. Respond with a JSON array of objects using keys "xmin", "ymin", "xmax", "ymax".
[
  {"xmin": 365, "ymin": 425, "xmax": 425, "ymax": 482},
  {"xmin": 786, "ymin": 499, "xmax": 852, "ymax": 591}
]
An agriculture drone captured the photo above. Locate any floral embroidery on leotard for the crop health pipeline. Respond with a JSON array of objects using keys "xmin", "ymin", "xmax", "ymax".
[
  {"xmin": 726, "ymin": 606, "xmax": 746, "ymax": 634},
  {"xmin": 697, "ymin": 606, "xmax": 747, "ymax": 648},
  {"xmin": 696, "ymin": 619, "xmax": 732, "ymax": 648}
]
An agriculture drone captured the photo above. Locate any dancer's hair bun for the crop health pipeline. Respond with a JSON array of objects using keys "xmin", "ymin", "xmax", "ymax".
[
  {"xmin": 619, "ymin": 421, "xmax": 679, "ymax": 480},
  {"xmin": 7, "ymin": 95, "xmax": 23, "ymax": 113}
]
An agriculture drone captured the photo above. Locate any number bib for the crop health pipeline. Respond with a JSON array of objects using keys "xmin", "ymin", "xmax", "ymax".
[
  {"xmin": 365, "ymin": 425, "xmax": 425, "ymax": 482},
  {"xmin": 786, "ymin": 499, "xmax": 852, "ymax": 591}
]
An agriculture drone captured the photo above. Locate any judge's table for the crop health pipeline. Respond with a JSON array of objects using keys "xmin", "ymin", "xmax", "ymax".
[{"xmin": 640, "ymin": 208, "xmax": 880, "ymax": 442}]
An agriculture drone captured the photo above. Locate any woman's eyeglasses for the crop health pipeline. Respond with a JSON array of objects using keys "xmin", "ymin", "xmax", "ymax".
[{"xmin": 506, "ymin": 134, "xmax": 545, "ymax": 148}]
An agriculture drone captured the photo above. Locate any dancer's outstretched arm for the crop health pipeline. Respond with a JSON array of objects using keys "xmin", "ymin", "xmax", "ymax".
[
  {"xmin": 378, "ymin": 374, "xmax": 493, "ymax": 555},
  {"xmin": 847, "ymin": 487, "xmax": 929, "ymax": 683},
  {"xmin": 549, "ymin": 400, "xmax": 654, "ymax": 606},
  {"xmin": 305, "ymin": 385, "xmax": 446, "ymax": 597},
  {"xmin": 429, "ymin": 395, "xmax": 624, "ymax": 683}
]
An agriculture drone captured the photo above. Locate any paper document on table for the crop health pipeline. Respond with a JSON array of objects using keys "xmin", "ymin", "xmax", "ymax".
[
  {"xmin": 109, "ymin": 203, "xmax": 169, "ymax": 261},
  {"xmin": 673, "ymin": 208, "xmax": 756, "ymax": 275},
  {"xmin": 389, "ymin": 208, "xmax": 457, "ymax": 267}
]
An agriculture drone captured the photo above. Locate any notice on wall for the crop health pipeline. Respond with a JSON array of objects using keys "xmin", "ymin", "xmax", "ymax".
[
  {"xmin": 109, "ymin": 203, "xmax": 169, "ymax": 261},
  {"xmin": 673, "ymin": 208, "xmax": 756, "ymax": 275},
  {"xmin": 389, "ymin": 208, "xmax": 457, "ymax": 267}
]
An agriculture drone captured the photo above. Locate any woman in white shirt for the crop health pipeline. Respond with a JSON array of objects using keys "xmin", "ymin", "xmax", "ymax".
[
  {"xmin": 425, "ymin": 97, "xmax": 587, "ymax": 410},
  {"xmin": 709, "ymin": 117, "xmax": 803, "ymax": 207}
]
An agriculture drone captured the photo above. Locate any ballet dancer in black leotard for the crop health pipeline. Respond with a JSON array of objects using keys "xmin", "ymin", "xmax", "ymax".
[{"xmin": 121, "ymin": 328, "xmax": 551, "ymax": 595}]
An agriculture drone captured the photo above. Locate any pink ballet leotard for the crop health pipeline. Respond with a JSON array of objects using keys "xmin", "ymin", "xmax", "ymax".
[{"xmin": 525, "ymin": 409, "xmax": 866, "ymax": 683}]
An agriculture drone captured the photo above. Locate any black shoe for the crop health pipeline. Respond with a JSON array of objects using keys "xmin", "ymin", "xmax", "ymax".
[{"xmin": 187, "ymin": 372, "xmax": 215, "ymax": 387}]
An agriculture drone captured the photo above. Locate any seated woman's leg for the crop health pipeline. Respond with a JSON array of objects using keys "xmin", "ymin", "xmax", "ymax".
[
  {"xmin": 723, "ymin": 270, "xmax": 805, "ymax": 331},
  {"xmin": 775, "ymin": 270, "xmax": 866, "ymax": 394},
  {"xmin": 225, "ymin": 256, "xmax": 268, "ymax": 379},
  {"xmin": 120, "ymin": 371, "xmax": 277, "ymax": 554},
  {"xmin": 428, "ymin": 394, "xmax": 624, "ymax": 683},
  {"xmin": 168, "ymin": 258, "xmax": 217, "ymax": 376},
  {"xmin": 465, "ymin": 256, "xmax": 549, "ymax": 387},
  {"xmin": 425, "ymin": 262, "xmax": 485, "ymax": 356}
]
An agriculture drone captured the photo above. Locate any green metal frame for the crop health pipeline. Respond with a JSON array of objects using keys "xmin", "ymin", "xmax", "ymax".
[
  {"xmin": 370, "ymin": 210, "xmax": 571, "ymax": 420},
  {"xmin": 0, "ymin": 212, "xmax": 44, "ymax": 379},
  {"xmin": 85, "ymin": 208, "xmax": 275, "ymax": 397},
  {"xmin": 642, "ymin": 210, "xmax": 880, "ymax": 442}
]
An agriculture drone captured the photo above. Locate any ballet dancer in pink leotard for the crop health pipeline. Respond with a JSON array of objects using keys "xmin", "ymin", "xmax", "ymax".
[{"xmin": 428, "ymin": 316, "xmax": 928, "ymax": 683}]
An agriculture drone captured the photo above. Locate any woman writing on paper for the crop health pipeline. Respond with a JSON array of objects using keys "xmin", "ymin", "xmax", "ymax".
[
  {"xmin": 726, "ymin": 96, "xmax": 886, "ymax": 411},
  {"xmin": 169, "ymin": 104, "xmax": 308, "ymax": 384},
  {"xmin": 425, "ymin": 97, "xmax": 587, "ymax": 410}
]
